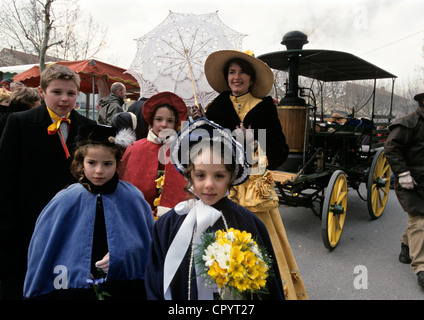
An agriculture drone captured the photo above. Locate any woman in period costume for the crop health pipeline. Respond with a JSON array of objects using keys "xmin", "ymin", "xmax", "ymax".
[
  {"xmin": 192, "ymin": 50, "xmax": 308, "ymax": 300},
  {"xmin": 121, "ymin": 91, "xmax": 191, "ymax": 218}
]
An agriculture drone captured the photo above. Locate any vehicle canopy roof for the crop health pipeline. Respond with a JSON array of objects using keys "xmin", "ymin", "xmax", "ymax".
[{"xmin": 258, "ymin": 49, "xmax": 396, "ymax": 82}]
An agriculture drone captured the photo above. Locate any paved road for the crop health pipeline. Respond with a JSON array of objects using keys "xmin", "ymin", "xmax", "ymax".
[{"xmin": 279, "ymin": 185, "xmax": 424, "ymax": 300}]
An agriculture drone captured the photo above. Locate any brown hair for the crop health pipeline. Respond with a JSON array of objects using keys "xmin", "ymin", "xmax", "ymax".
[
  {"xmin": 0, "ymin": 88, "xmax": 11, "ymax": 103},
  {"xmin": 181, "ymin": 142, "xmax": 238, "ymax": 201},
  {"xmin": 39, "ymin": 64, "xmax": 80, "ymax": 91},
  {"xmin": 223, "ymin": 58, "xmax": 256, "ymax": 86},
  {"xmin": 70, "ymin": 142, "xmax": 124, "ymax": 188},
  {"xmin": 9, "ymin": 87, "xmax": 41, "ymax": 112},
  {"xmin": 149, "ymin": 104, "xmax": 179, "ymax": 131}
]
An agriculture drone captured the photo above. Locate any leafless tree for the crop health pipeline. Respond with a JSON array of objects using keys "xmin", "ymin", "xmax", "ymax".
[{"xmin": 0, "ymin": 0, "xmax": 108, "ymax": 72}]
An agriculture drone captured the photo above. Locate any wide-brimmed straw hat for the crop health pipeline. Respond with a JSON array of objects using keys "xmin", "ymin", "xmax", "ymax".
[
  {"xmin": 142, "ymin": 91, "xmax": 188, "ymax": 126},
  {"xmin": 170, "ymin": 118, "xmax": 250, "ymax": 186},
  {"xmin": 204, "ymin": 50, "xmax": 274, "ymax": 98}
]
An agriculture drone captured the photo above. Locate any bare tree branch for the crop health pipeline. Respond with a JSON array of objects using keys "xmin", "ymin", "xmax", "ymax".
[{"xmin": 0, "ymin": 0, "xmax": 108, "ymax": 70}]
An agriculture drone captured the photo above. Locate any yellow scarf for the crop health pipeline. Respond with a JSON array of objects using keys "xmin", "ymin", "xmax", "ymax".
[{"xmin": 46, "ymin": 107, "xmax": 71, "ymax": 158}]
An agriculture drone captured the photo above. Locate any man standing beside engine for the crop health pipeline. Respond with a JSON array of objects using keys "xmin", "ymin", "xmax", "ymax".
[{"xmin": 384, "ymin": 92, "xmax": 424, "ymax": 288}]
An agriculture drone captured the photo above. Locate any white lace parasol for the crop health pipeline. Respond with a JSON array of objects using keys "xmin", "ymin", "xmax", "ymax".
[{"xmin": 127, "ymin": 11, "xmax": 246, "ymax": 108}]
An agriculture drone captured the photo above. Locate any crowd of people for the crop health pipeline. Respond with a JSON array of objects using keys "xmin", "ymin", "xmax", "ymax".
[{"xmin": 0, "ymin": 48, "xmax": 422, "ymax": 301}]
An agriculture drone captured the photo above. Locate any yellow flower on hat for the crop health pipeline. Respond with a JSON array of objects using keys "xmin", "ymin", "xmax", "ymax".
[{"xmin": 243, "ymin": 50, "xmax": 255, "ymax": 57}]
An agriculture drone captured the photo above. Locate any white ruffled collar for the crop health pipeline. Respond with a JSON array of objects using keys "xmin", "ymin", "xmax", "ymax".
[{"xmin": 147, "ymin": 128, "xmax": 176, "ymax": 145}]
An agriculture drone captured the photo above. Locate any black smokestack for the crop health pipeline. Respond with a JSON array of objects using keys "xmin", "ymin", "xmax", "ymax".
[{"xmin": 280, "ymin": 31, "xmax": 308, "ymax": 106}]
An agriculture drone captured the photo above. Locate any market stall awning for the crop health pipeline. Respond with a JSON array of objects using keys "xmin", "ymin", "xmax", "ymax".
[{"xmin": 14, "ymin": 59, "xmax": 139, "ymax": 94}]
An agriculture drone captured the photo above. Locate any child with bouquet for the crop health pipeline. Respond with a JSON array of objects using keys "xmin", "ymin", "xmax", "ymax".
[{"xmin": 144, "ymin": 118, "xmax": 284, "ymax": 300}]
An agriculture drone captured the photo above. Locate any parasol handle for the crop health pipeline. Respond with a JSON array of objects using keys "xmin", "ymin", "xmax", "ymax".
[{"xmin": 184, "ymin": 49, "xmax": 199, "ymax": 108}]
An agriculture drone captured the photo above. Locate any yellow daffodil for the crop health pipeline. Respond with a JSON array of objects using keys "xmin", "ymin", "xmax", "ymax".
[
  {"xmin": 229, "ymin": 261, "xmax": 245, "ymax": 280},
  {"xmin": 243, "ymin": 251, "xmax": 257, "ymax": 268},
  {"xmin": 155, "ymin": 174, "xmax": 165, "ymax": 189},
  {"xmin": 246, "ymin": 266, "xmax": 259, "ymax": 280},
  {"xmin": 230, "ymin": 246, "xmax": 244, "ymax": 264},
  {"xmin": 234, "ymin": 278, "xmax": 249, "ymax": 292},
  {"xmin": 153, "ymin": 194, "xmax": 161, "ymax": 207},
  {"xmin": 208, "ymin": 261, "xmax": 228, "ymax": 288},
  {"xmin": 256, "ymin": 275, "xmax": 267, "ymax": 288}
]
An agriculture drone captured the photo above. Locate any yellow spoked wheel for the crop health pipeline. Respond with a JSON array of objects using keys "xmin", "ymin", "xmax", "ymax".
[
  {"xmin": 322, "ymin": 170, "xmax": 348, "ymax": 250},
  {"xmin": 367, "ymin": 149, "xmax": 391, "ymax": 219}
]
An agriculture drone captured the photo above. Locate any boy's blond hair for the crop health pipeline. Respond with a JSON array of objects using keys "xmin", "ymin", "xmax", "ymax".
[
  {"xmin": 39, "ymin": 64, "xmax": 80, "ymax": 91},
  {"xmin": 0, "ymin": 88, "xmax": 11, "ymax": 103}
]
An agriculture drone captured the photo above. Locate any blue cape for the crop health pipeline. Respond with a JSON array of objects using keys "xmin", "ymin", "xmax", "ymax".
[{"xmin": 24, "ymin": 181, "xmax": 154, "ymax": 298}]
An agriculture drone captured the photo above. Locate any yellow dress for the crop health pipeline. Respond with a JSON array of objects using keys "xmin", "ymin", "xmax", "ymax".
[{"xmin": 228, "ymin": 93, "xmax": 308, "ymax": 300}]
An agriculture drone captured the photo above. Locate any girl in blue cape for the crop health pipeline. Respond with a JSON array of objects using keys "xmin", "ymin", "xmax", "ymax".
[
  {"xmin": 144, "ymin": 118, "xmax": 284, "ymax": 300},
  {"xmin": 24, "ymin": 124, "xmax": 155, "ymax": 299}
]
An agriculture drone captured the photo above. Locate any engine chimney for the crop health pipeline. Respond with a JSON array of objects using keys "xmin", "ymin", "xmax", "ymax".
[{"xmin": 279, "ymin": 31, "xmax": 308, "ymax": 106}]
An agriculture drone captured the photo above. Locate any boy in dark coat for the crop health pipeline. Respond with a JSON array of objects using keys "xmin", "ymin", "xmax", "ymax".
[{"xmin": 0, "ymin": 64, "xmax": 95, "ymax": 299}]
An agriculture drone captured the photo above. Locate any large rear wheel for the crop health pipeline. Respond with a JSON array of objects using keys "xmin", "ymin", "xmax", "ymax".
[{"xmin": 322, "ymin": 170, "xmax": 348, "ymax": 250}]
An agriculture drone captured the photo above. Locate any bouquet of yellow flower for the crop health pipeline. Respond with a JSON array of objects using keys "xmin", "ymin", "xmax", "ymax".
[
  {"xmin": 196, "ymin": 228, "xmax": 273, "ymax": 300},
  {"xmin": 153, "ymin": 170, "xmax": 165, "ymax": 208},
  {"xmin": 152, "ymin": 170, "xmax": 165, "ymax": 220}
]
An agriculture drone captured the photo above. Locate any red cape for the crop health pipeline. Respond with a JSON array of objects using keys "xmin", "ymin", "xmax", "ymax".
[{"xmin": 121, "ymin": 138, "xmax": 189, "ymax": 214}]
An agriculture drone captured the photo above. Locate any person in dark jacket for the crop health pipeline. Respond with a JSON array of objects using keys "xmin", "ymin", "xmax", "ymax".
[
  {"xmin": 0, "ymin": 87, "xmax": 11, "ymax": 118},
  {"xmin": 111, "ymin": 111, "xmax": 137, "ymax": 131},
  {"xmin": 1, "ymin": 78, "xmax": 12, "ymax": 91},
  {"xmin": 97, "ymin": 82, "xmax": 127, "ymax": 125},
  {"xmin": 0, "ymin": 64, "xmax": 95, "ymax": 299},
  {"xmin": 128, "ymin": 97, "xmax": 149, "ymax": 140},
  {"xmin": 0, "ymin": 86, "xmax": 42, "ymax": 138},
  {"xmin": 384, "ymin": 92, "xmax": 424, "ymax": 288}
]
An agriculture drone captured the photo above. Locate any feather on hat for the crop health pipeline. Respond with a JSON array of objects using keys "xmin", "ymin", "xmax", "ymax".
[{"xmin": 77, "ymin": 123, "xmax": 136, "ymax": 149}]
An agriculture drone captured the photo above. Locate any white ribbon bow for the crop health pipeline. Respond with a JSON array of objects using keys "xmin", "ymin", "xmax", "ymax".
[{"xmin": 163, "ymin": 199, "xmax": 222, "ymax": 300}]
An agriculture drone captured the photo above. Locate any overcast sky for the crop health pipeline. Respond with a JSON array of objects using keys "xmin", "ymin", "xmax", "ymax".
[{"xmin": 79, "ymin": 0, "xmax": 424, "ymax": 87}]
